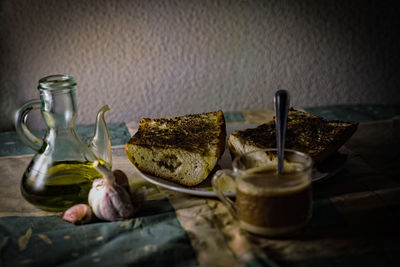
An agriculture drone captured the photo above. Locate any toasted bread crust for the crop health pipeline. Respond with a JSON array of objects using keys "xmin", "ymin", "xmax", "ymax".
[
  {"xmin": 127, "ymin": 110, "xmax": 226, "ymax": 156},
  {"xmin": 125, "ymin": 110, "xmax": 226, "ymax": 186},
  {"xmin": 228, "ymin": 108, "xmax": 358, "ymax": 164}
]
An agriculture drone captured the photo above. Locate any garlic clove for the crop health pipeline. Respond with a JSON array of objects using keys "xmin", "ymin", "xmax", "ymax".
[
  {"xmin": 113, "ymin": 169, "xmax": 145, "ymax": 211},
  {"xmin": 62, "ymin": 204, "xmax": 95, "ymax": 224},
  {"xmin": 89, "ymin": 161, "xmax": 135, "ymax": 221},
  {"xmin": 113, "ymin": 169, "xmax": 130, "ymax": 192}
]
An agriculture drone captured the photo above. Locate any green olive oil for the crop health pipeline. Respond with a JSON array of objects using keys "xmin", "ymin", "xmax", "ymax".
[{"xmin": 21, "ymin": 161, "xmax": 102, "ymax": 212}]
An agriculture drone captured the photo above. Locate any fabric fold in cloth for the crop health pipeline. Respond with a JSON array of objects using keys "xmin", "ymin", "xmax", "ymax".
[{"xmin": 0, "ymin": 199, "xmax": 197, "ymax": 267}]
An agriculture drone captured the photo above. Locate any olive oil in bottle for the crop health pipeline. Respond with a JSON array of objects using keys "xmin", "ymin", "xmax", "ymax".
[
  {"xmin": 15, "ymin": 75, "xmax": 113, "ymax": 212},
  {"xmin": 21, "ymin": 161, "xmax": 102, "ymax": 212}
]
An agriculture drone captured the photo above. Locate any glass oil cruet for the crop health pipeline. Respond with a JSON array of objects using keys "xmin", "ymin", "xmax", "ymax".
[{"xmin": 14, "ymin": 74, "xmax": 112, "ymax": 212}]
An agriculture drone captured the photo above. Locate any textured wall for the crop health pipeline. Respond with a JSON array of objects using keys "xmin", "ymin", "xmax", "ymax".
[{"xmin": 1, "ymin": 0, "xmax": 399, "ymax": 131}]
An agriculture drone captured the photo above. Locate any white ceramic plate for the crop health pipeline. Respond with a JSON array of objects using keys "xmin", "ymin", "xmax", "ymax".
[{"xmin": 134, "ymin": 124, "xmax": 348, "ymax": 197}]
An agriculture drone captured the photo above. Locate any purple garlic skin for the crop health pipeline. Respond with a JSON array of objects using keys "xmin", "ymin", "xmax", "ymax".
[
  {"xmin": 113, "ymin": 169, "xmax": 145, "ymax": 208},
  {"xmin": 89, "ymin": 161, "xmax": 142, "ymax": 221},
  {"xmin": 113, "ymin": 169, "xmax": 130, "ymax": 192},
  {"xmin": 62, "ymin": 204, "xmax": 94, "ymax": 224}
]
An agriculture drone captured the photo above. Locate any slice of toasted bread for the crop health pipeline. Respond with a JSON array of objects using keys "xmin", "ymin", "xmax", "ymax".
[
  {"xmin": 125, "ymin": 110, "xmax": 226, "ymax": 186},
  {"xmin": 228, "ymin": 108, "xmax": 358, "ymax": 164}
]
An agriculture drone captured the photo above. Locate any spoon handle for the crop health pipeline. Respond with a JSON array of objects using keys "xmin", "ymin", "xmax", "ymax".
[{"xmin": 274, "ymin": 90, "xmax": 290, "ymax": 173}]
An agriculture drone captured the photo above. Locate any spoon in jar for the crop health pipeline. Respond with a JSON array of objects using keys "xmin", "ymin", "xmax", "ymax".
[{"xmin": 274, "ymin": 90, "xmax": 290, "ymax": 173}]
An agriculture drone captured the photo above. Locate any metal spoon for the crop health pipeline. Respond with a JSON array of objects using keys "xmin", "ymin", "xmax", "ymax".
[{"xmin": 274, "ymin": 90, "xmax": 290, "ymax": 173}]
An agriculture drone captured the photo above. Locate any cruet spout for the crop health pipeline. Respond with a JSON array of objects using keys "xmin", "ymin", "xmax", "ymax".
[{"xmin": 89, "ymin": 105, "xmax": 112, "ymax": 167}]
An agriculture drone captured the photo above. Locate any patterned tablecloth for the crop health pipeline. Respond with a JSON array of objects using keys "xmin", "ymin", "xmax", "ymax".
[{"xmin": 1, "ymin": 105, "xmax": 400, "ymax": 266}]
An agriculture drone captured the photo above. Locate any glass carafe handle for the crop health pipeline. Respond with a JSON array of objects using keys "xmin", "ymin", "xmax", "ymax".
[{"xmin": 14, "ymin": 100, "xmax": 44, "ymax": 152}]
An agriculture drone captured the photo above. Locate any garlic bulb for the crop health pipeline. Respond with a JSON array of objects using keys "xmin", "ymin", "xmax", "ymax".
[
  {"xmin": 62, "ymin": 204, "xmax": 94, "ymax": 224},
  {"xmin": 89, "ymin": 160, "xmax": 138, "ymax": 221}
]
